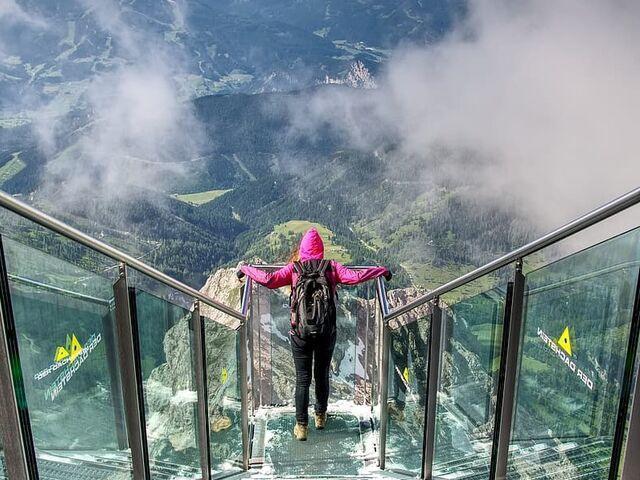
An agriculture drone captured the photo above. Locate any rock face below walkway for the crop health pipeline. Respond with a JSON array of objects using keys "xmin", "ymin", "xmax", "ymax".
[
  {"xmin": 143, "ymin": 267, "xmax": 243, "ymax": 469},
  {"xmin": 199, "ymin": 267, "xmax": 243, "ymax": 327}
]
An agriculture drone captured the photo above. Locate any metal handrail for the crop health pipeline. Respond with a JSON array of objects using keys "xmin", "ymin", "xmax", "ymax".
[
  {"xmin": 385, "ymin": 186, "xmax": 640, "ymax": 321},
  {"xmin": 8, "ymin": 274, "xmax": 111, "ymax": 306},
  {"xmin": 0, "ymin": 191, "xmax": 245, "ymax": 322}
]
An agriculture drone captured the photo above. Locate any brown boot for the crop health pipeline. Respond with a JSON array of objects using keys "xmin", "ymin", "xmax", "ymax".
[
  {"xmin": 293, "ymin": 422, "xmax": 308, "ymax": 441},
  {"xmin": 315, "ymin": 412, "xmax": 327, "ymax": 430}
]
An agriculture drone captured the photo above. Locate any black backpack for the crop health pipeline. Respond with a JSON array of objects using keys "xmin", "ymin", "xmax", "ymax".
[{"xmin": 291, "ymin": 260, "xmax": 335, "ymax": 339}]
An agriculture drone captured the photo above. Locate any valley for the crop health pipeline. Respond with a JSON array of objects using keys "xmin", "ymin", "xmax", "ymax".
[{"xmin": 0, "ymin": 86, "xmax": 535, "ymax": 292}]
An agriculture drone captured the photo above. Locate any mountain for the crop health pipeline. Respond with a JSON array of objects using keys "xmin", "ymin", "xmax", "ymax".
[
  {"xmin": 1, "ymin": 0, "xmax": 464, "ymax": 123},
  {"xmin": 0, "ymin": 0, "xmax": 534, "ymax": 292},
  {"xmin": 0, "ymin": 86, "xmax": 534, "ymax": 290}
]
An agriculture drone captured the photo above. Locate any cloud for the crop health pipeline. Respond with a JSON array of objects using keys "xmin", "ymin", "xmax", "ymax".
[
  {"xmin": 30, "ymin": 0, "xmax": 204, "ymax": 203},
  {"xmin": 42, "ymin": 63, "xmax": 203, "ymax": 201},
  {"xmin": 0, "ymin": 0, "xmax": 47, "ymax": 54},
  {"xmin": 292, "ymin": 0, "xmax": 640, "ymax": 230},
  {"xmin": 0, "ymin": 0, "xmax": 42, "ymax": 25}
]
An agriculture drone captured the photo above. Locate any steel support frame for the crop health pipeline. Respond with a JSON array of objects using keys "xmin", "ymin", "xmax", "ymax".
[
  {"xmin": 102, "ymin": 307, "xmax": 128, "ymax": 450},
  {"xmin": 0, "ymin": 236, "xmax": 37, "ymax": 479},
  {"xmin": 239, "ymin": 279, "xmax": 252, "ymax": 471},
  {"xmin": 612, "ymin": 267, "xmax": 640, "ymax": 479},
  {"xmin": 193, "ymin": 302, "xmax": 212, "ymax": 480},
  {"xmin": 490, "ymin": 260, "xmax": 526, "ymax": 480},
  {"xmin": 113, "ymin": 264, "xmax": 150, "ymax": 480},
  {"xmin": 488, "ymin": 281, "xmax": 514, "ymax": 478},
  {"xmin": 376, "ymin": 277, "xmax": 391, "ymax": 469},
  {"xmin": 378, "ymin": 322, "xmax": 391, "ymax": 469},
  {"xmin": 422, "ymin": 299, "xmax": 443, "ymax": 480},
  {"xmin": 239, "ymin": 320, "xmax": 251, "ymax": 470}
]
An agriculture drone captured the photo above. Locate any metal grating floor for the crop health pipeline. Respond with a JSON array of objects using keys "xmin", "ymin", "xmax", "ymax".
[{"xmin": 251, "ymin": 408, "xmax": 376, "ymax": 478}]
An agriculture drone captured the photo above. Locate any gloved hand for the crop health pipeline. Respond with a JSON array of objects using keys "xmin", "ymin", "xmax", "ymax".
[
  {"xmin": 384, "ymin": 270, "xmax": 392, "ymax": 282},
  {"xmin": 235, "ymin": 261, "xmax": 246, "ymax": 280}
]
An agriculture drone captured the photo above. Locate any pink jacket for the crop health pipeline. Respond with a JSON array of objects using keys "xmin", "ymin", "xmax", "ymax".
[{"xmin": 240, "ymin": 228, "xmax": 389, "ymax": 290}]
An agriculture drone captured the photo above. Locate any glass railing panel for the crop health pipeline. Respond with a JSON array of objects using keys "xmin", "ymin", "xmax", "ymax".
[
  {"xmin": 2, "ymin": 236, "xmax": 132, "ymax": 478},
  {"xmin": 0, "ymin": 207, "xmax": 119, "ymax": 283},
  {"xmin": 202, "ymin": 311, "xmax": 243, "ymax": 475},
  {"xmin": 133, "ymin": 288, "xmax": 201, "ymax": 479},
  {"xmin": 433, "ymin": 273, "xmax": 510, "ymax": 478},
  {"xmin": 508, "ymin": 227, "xmax": 640, "ymax": 479},
  {"xmin": 249, "ymin": 280, "xmax": 377, "ymax": 407},
  {"xmin": 384, "ymin": 297, "xmax": 431, "ymax": 475}
]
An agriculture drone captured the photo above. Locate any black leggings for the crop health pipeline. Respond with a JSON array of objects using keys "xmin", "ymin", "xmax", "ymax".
[{"xmin": 290, "ymin": 331, "xmax": 337, "ymax": 425}]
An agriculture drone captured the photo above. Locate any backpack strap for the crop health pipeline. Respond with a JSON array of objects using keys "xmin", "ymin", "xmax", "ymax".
[{"xmin": 319, "ymin": 259, "xmax": 330, "ymax": 275}]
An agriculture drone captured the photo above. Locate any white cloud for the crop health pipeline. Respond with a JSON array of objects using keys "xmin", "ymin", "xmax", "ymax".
[
  {"xmin": 0, "ymin": 0, "xmax": 47, "ymax": 54},
  {"xmin": 30, "ymin": 0, "xmax": 204, "ymax": 203},
  {"xmin": 0, "ymin": 0, "xmax": 40, "ymax": 24},
  {"xmin": 294, "ymin": 0, "xmax": 640, "ymax": 229}
]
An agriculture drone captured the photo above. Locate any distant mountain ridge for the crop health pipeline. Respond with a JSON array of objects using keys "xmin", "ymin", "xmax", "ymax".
[
  {"xmin": 1, "ymin": 0, "xmax": 464, "ymax": 123},
  {"xmin": 0, "ymin": 87, "xmax": 534, "ymax": 290}
]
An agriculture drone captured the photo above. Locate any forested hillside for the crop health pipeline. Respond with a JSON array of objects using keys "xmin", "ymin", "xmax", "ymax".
[{"xmin": 0, "ymin": 87, "xmax": 535, "ymax": 289}]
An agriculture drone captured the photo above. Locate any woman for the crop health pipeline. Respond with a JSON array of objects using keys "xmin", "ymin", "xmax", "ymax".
[{"xmin": 237, "ymin": 227, "xmax": 391, "ymax": 441}]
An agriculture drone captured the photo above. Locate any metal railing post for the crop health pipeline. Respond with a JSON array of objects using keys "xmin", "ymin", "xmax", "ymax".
[
  {"xmin": 611, "ymin": 268, "xmax": 640, "ymax": 480},
  {"xmin": 375, "ymin": 277, "xmax": 391, "ymax": 469},
  {"xmin": 491, "ymin": 260, "xmax": 526, "ymax": 480},
  {"xmin": 239, "ymin": 321, "xmax": 250, "ymax": 470},
  {"xmin": 192, "ymin": 302, "xmax": 212, "ymax": 480},
  {"xmin": 245, "ymin": 278, "xmax": 256, "ymax": 416},
  {"xmin": 423, "ymin": 299, "xmax": 443, "ymax": 480},
  {"xmin": 239, "ymin": 280, "xmax": 252, "ymax": 470},
  {"xmin": 113, "ymin": 264, "xmax": 150, "ymax": 480},
  {"xmin": 0, "ymin": 236, "xmax": 37, "ymax": 479},
  {"xmin": 488, "ymin": 281, "xmax": 514, "ymax": 478},
  {"xmin": 378, "ymin": 322, "xmax": 390, "ymax": 469},
  {"xmin": 102, "ymin": 307, "xmax": 128, "ymax": 450},
  {"xmin": 363, "ymin": 282, "xmax": 372, "ymax": 405}
]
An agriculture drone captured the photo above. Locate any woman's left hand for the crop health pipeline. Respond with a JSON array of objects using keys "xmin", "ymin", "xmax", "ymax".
[{"xmin": 235, "ymin": 261, "xmax": 246, "ymax": 280}]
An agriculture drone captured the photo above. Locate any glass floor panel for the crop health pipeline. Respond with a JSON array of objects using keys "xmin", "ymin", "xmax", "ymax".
[
  {"xmin": 34, "ymin": 451, "xmax": 200, "ymax": 480},
  {"xmin": 385, "ymin": 400, "xmax": 427, "ymax": 473},
  {"xmin": 36, "ymin": 452, "xmax": 133, "ymax": 480},
  {"xmin": 252, "ymin": 407, "xmax": 377, "ymax": 478}
]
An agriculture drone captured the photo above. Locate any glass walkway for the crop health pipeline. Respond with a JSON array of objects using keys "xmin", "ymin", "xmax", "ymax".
[{"xmin": 1, "ymin": 187, "xmax": 640, "ymax": 480}]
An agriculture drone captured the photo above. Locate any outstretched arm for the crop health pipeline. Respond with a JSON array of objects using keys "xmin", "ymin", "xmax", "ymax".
[
  {"xmin": 240, "ymin": 263, "xmax": 294, "ymax": 289},
  {"xmin": 332, "ymin": 262, "xmax": 389, "ymax": 285}
]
